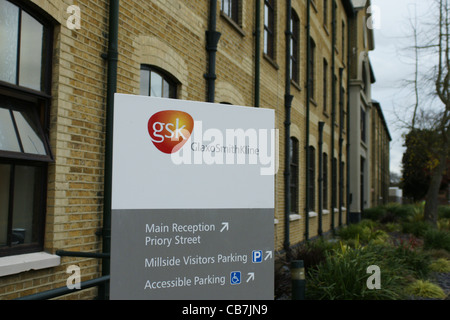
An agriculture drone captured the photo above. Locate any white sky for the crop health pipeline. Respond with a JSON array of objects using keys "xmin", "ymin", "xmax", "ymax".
[{"xmin": 369, "ymin": 0, "xmax": 437, "ymax": 176}]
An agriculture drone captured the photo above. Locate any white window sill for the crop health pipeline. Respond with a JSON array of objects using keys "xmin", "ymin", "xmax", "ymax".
[
  {"xmin": 0, "ymin": 252, "xmax": 61, "ymax": 277},
  {"xmin": 274, "ymin": 218, "xmax": 279, "ymax": 224},
  {"xmin": 308, "ymin": 211, "xmax": 318, "ymax": 218},
  {"xmin": 289, "ymin": 214, "xmax": 302, "ymax": 221},
  {"xmin": 323, "ymin": 209, "xmax": 330, "ymax": 215}
]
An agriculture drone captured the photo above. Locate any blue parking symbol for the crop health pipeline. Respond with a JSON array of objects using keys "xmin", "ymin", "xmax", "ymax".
[
  {"xmin": 230, "ymin": 271, "xmax": 241, "ymax": 285},
  {"xmin": 252, "ymin": 250, "xmax": 263, "ymax": 263}
]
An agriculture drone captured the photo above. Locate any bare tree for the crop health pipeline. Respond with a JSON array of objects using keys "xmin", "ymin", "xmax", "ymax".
[{"xmin": 410, "ymin": 0, "xmax": 450, "ymax": 226}]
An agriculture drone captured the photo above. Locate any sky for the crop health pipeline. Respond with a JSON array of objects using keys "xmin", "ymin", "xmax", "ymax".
[{"xmin": 369, "ymin": 0, "xmax": 438, "ymax": 176}]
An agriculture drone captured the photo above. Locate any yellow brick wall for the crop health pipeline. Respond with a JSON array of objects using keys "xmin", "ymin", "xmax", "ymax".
[{"xmin": 1, "ymin": 0, "xmax": 354, "ymax": 299}]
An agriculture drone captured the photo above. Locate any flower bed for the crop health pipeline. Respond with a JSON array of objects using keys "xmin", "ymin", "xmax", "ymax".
[{"xmin": 275, "ymin": 204, "xmax": 450, "ymax": 300}]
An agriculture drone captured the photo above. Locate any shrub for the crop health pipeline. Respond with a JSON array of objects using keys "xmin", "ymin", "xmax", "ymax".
[
  {"xmin": 337, "ymin": 220, "xmax": 388, "ymax": 245},
  {"xmin": 438, "ymin": 206, "xmax": 450, "ymax": 219},
  {"xmin": 405, "ymin": 280, "xmax": 446, "ymax": 299},
  {"xmin": 381, "ymin": 203, "xmax": 415, "ymax": 222},
  {"xmin": 306, "ymin": 244, "xmax": 405, "ymax": 300},
  {"xmin": 362, "ymin": 206, "xmax": 386, "ymax": 221},
  {"xmin": 290, "ymin": 238, "xmax": 337, "ymax": 273},
  {"xmin": 437, "ymin": 218, "xmax": 450, "ymax": 231},
  {"xmin": 424, "ymin": 229, "xmax": 450, "ymax": 252},
  {"xmin": 401, "ymin": 221, "xmax": 433, "ymax": 238},
  {"xmin": 384, "ymin": 222, "xmax": 401, "ymax": 233},
  {"xmin": 429, "ymin": 258, "xmax": 450, "ymax": 273},
  {"xmin": 392, "ymin": 246, "xmax": 431, "ymax": 279}
]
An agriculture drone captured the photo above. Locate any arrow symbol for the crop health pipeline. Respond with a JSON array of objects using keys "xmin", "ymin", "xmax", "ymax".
[
  {"xmin": 220, "ymin": 222, "xmax": 229, "ymax": 232},
  {"xmin": 247, "ymin": 272, "xmax": 255, "ymax": 283},
  {"xmin": 265, "ymin": 251, "xmax": 273, "ymax": 261}
]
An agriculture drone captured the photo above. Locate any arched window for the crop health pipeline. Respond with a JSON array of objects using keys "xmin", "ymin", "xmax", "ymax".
[
  {"xmin": 140, "ymin": 66, "xmax": 178, "ymax": 99},
  {"xmin": 0, "ymin": 0, "xmax": 53, "ymax": 257}
]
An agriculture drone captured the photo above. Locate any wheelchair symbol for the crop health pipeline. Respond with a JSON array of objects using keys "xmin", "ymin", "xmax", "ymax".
[{"xmin": 230, "ymin": 271, "xmax": 241, "ymax": 285}]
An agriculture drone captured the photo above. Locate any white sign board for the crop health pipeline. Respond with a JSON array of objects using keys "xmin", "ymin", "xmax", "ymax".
[{"xmin": 110, "ymin": 94, "xmax": 276, "ymax": 300}]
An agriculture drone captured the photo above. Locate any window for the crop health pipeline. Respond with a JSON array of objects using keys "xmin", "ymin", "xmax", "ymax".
[
  {"xmin": 0, "ymin": 0, "xmax": 53, "ymax": 257},
  {"xmin": 323, "ymin": 0, "xmax": 328, "ymax": 27},
  {"xmin": 264, "ymin": 0, "xmax": 275, "ymax": 59},
  {"xmin": 290, "ymin": 138, "xmax": 299, "ymax": 213},
  {"xmin": 332, "ymin": 157, "xmax": 337, "ymax": 209},
  {"xmin": 222, "ymin": 0, "xmax": 239, "ymax": 24},
  {"xmin": 342, "ymin": 21, "xmax": 346, "ymax": 59},
  {"xmin": 290, "ymin": 10, "xmax": 300, "ymax": 83},
  {"xmin": 308, "ymin": 146, "xmax": 316, "ymax": 212},
  {"xmin": 308, "ymin": 37, "xmax": 316, "ymax": 99},
  {"xmin": 360, "ymin": 157, "xmax": 365, "ymax": 211},
  {"xmin": 340, "ymin": 160, "xmax": 345, "ymax": 208},
  {"xmin": 0, "ymin": 0, "xmax": 50, "ymax": 92},
  {"xmin": 340, "ymin": 87, "xmax": 346, "ymax": 131},
  {"xmin": 322, "ymin": 153, "xmax": 328, "ymax": 209},
  {"xmin": 361, "ymin": 107, "xmax": 366, "ymax": 142},
  {"xmin": 323, "ymin": 59, "xmax": 328, "ymax": 112},
  {"xmin": 140, "ymin": 66, "xmax": 178, "ymax": 98}
]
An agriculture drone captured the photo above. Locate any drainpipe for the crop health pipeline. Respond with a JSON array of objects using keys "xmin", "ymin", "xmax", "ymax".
[
  {"xmin": 100, "ymin": 0, "xmax": 119, "ymax": 300},
  {"xmin": 318, "ymin": 121, "xmax": 325, "ymax": 236},
  {"xmin": 205, "ymin": 0, "xmax": 221, "ymax": 103},
  {"xmin": 338, "ymin": 67, "xmax": 344, "ymax": 227},
  {"xmin": 284, "ymin": 0, "xmax": 293, "ymax": 257},
  {"xmin": 330, "ymin": 0, "xmax": 336, "ymax": 233},
  {"xmin": 254, "ymin": 0, "xmax": 261, "ymax": 108},
  {"xmin": 304, "ymin": 0, "xmax": 311, "ymax": 241},
  {"xmin": 346, "ymin": 15, "xmax": 351, "ymax": 225}
]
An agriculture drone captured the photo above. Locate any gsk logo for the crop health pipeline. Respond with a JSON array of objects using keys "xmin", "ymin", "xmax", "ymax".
[{"xmin": 148, "ymin": 110, "xmax": 194, "ymax": 154}]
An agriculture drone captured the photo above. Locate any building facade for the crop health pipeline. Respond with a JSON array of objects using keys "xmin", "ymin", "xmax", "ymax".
[
  {"xmin": 347, "ymin": 0, "xmax": 391, "ymax": 221},
  {"xmin": 371, "ymin": 100, "xmax": 391, "ymax": 207},
  {"xmin": 0, "ymin": 0, "xmax": 389, "ymax": 299}
]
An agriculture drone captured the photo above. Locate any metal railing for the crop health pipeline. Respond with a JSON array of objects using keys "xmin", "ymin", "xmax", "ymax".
[{"xmin": 15, "ymin": 250, "xmax": 110, "ymax": 300}]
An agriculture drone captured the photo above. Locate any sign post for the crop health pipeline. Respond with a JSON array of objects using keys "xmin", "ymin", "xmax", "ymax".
[{"xmin": 110, "ymin": 94, "xmax": 276, "ymax": 300}]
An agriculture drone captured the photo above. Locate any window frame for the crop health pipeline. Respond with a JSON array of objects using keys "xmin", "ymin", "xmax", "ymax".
[
  {"xmin": 322, "ymin": 152, "xmax": 328, "ymax": 210},
  {"xmin": 0, "ymin": 0, "xmax": 53, "ymax": 95},
  {"xmin": 0, "ymin": 159, "xmax": 48, "ymax": 257},
  {"xmin": 308, "ymin": 146, "xmax": 316, "ymax": 212},
  {"xmin": 263, "ymin": 0, "xmax": 275, "ymax": 59},
  {"xmin": 323, "ymin": 58, "xmax": 328, "ymax": 113},
  {"xmin": 290, "ymin": 10, "xmax": 300, "ymax": 84},
  {"xmin": 0, "ymin": 0, "xmax": 53, "ymax": 257},
  {"xmin": 289, "ymin": 138, "xmax": 299, "ymax": 214},
  {"xmin": 361, "ymin": 107, "xmax": 366, "ymax": 143},
  {"xmin": 140, "ymin": 65, "xmax": 178, "ymax": 99},
  {"xmin": 308, "ymin": 37, "xmax": 316, "ymax": 100},
  {"xmin": 221, "ymin": 0, "xmax": 240, "ymax": 25}
]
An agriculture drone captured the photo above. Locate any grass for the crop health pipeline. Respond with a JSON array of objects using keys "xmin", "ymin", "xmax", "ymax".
[
  {"xmin": 429, "ymin": 258, "xmax": 450, "ymax": 273},
  {"xmin": 405, "ymin": 280, "xmax": 446, "ymax": 299}
]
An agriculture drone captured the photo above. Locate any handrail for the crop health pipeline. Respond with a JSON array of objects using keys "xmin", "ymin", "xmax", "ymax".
[
  {"xmin": 15, "ymin": 275, "xmax": 110, "ymax": 300},
  {"xmin": 56, "ymin": 250, "xmax": 110, "ymax": 259}
]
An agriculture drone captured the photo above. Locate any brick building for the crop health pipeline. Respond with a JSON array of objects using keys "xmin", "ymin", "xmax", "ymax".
[{"xmin": 0, "ymin": 0, "xmax": 389, "ymax": 299}]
